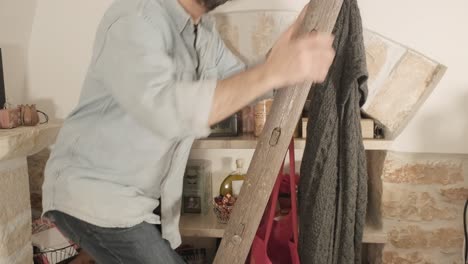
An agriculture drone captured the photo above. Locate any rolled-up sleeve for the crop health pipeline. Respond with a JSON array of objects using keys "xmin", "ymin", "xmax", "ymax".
[{"xmin": 94, "ymin": 15, "xmax": 216, "ymax": 140}]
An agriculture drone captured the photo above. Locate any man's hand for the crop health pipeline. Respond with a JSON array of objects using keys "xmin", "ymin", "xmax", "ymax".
[{"xmin": 263, "ymin": 4, "xmax": 335, "ymax": 88}]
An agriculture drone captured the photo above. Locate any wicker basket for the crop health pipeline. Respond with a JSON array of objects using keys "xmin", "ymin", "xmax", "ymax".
[{"xmin": 33, "ymin": 245, "xmax": 78, "ymax": 264}]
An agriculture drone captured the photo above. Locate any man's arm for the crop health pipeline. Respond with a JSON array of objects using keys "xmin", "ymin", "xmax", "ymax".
[{"xmin": 209, "ymin": 64, "xmax": 273, "ymax": 125}]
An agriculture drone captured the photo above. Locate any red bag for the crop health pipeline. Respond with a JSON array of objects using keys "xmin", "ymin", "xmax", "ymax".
[{"xmin": 249, "ymin": 140, "xmax": 300, "ymax": 264}]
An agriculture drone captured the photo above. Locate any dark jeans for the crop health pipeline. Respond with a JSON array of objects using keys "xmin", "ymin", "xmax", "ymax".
[{"xmin": 44, "ymin": 210, "xmax": 185, "ymax": 264}]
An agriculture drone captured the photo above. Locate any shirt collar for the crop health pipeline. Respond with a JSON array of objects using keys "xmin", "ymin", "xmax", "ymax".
[{"xmin": 163, "ymin": 0, "xmax": 215, "ymax": 33}]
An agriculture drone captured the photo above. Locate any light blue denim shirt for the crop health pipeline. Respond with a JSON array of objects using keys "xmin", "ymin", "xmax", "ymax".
[{"xmin": 42, "ymin": 0, "xmax": 245, "ymax": 248}]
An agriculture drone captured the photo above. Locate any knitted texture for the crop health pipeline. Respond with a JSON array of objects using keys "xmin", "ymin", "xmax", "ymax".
[{"xmin": 298, "ymin": 0, "xmax": 368, "ymax": 263}]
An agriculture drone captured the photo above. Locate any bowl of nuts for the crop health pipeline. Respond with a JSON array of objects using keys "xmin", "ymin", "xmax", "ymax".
[{"xmin": 213, "ymin": 194, "xmax": 237, "ymax": 224}]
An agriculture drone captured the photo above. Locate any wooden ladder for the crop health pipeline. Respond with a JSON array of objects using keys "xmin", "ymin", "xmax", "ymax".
[{"xmin": 213, "ymin": 0, "xmax": 345, "ymax": 263}]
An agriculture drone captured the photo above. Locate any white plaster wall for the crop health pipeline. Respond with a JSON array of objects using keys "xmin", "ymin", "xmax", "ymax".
[
  {"xmin": 25, "ymin": 0, "xmax": 468, "ymax": 154},
  {"xmin": 0, "ymin": 0, "xmax": 37, "ymax": 106},
  {"xmin": 26, "ymin": 0, "xmax": 113, "ymax": 119}
]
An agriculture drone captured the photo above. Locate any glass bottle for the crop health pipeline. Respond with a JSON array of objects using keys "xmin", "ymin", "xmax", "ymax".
[{"xmin": 219, "ymin": 159, "xmax": 246, "ymax": 197}]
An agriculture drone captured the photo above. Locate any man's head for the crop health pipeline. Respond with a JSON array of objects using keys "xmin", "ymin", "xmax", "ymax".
[{"xmin": 197, "ymin": 0, "xmax": 230, "ymax": 11}]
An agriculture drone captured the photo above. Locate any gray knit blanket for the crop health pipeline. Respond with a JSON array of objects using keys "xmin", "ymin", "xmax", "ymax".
[{"xmin": 298, "ymin": 0, "xmax": 369, "ymax": 263}]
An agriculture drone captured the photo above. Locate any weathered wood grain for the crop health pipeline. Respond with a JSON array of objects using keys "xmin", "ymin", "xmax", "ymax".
[{"xmin": 213, "ymin": 1, "xmax": 344, "ymax": 263}]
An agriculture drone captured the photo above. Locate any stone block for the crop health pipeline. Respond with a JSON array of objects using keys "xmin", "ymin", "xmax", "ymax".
[
  {"xmin": 0, "ymin": 125, "xmax": 59, "ymax": 264},
  {"xmin": 440, "ymin": 187, "xmax": 468, "ymax": 201},
  {"xmin": 382, "ymin": 189, "xmax": 458, "ymax": 221},
  {"xmin": 0, "ymin": 159, "xmax": 32, "ymax": 262},
  {"xmin": 0, "ymin": 159, "xmax": 31, "ymax": 225},
  {"xmin": 383, "ymin": 251, "xmax": 462, "ymax": 264},
  {"xmin": 383, "ymin": 157, "xmax": 463, "ymax": 185},
  {"xmin": 363, "ymin": 50, "xmax": 445, "ymax": 138},
  {"xmin": 382, "ymin": 251, "xmax": 433, "ymax": 264},
  {"xmin": 13, "ymin": 252, "xmax": 33, "ymax": 264},
  {"xmin": 0, "ymin": 215, "xmax": 32, "ymax": 257},
  {"xmin": 388, "ymin": 225, "xmax": 463, "ymax": 251},
  {"xmin": 0, "ymin": 243, "xmax": 33, "ymax": 264}
]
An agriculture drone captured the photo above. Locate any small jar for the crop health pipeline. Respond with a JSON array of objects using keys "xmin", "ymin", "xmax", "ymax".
[{"xmin": 254, "ymin": 99, "xmax": 273, "ymax": 137}]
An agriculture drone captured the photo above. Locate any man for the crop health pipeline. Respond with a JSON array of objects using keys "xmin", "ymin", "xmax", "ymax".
[{"xmin": 42, "ymin": 0, "xmax": 335, "ymax": 263}]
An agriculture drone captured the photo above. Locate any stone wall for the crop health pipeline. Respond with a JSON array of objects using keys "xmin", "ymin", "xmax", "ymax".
[
  {"xmin": 382, "ymin": 152, "xmax": 467, "ymax": 264},
  {"xmin": 0, "ymin": 124, "xmax": 61, "ymax": 264},
  {"xmin": 0, "ymin": 124, "xmax": 60, "ymax": 264},
  {"xmin": 0, "ymin": 158, "xmax": 34, "ymax": 264}
]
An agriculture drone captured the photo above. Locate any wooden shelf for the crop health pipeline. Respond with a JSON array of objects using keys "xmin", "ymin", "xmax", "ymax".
[
  {"xmin": 180, "ymin": 211, "xmax": 387, "ymax": 244},
  {"xmin": 180, "ymin": 211, "xmax": 225, "ymax": 238},
  {"xmin": 192, "ymin": 134, "xmax": 392, "ymax": 150}
]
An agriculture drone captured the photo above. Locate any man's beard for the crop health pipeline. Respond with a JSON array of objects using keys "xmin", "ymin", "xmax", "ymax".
[{"xmin": 198, "ymin": 0, "xmax": 230, "ymax": 11}]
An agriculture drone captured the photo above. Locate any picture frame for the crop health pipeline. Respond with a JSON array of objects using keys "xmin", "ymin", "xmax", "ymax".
[{"xmin": 0, "ymin": 48, "xmax": 5, "ymax": 108}]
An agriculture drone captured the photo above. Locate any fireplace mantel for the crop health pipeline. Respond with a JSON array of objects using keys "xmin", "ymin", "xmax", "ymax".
[{"xmin": 0, "ymin": 124, "xmax": 61, "ymax": 161}]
